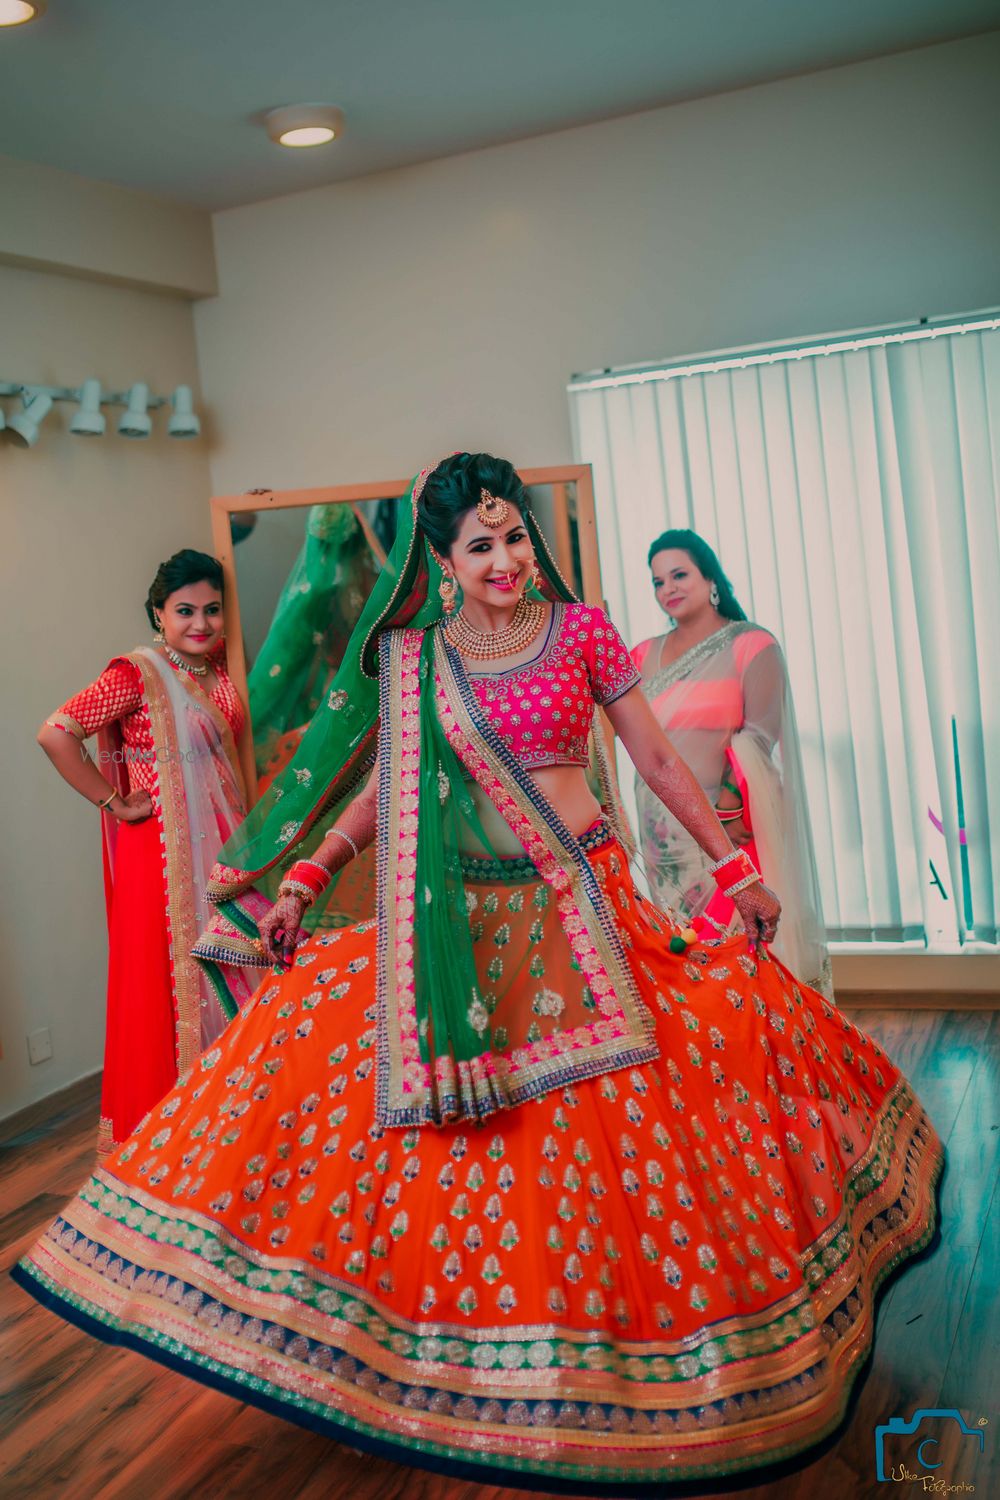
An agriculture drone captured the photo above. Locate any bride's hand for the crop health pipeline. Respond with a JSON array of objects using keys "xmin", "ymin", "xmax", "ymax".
[
  {"xmin": 731, "ymin": 881, "xmax": 780, "ymax": 948},
  {"xmin": 258, "ymin": 894, "xmax": 307, "ymax": 968}
]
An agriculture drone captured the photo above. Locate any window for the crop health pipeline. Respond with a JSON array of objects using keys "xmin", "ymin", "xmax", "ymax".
[{"xmin": 570, "ymin": 316, "xmax": 1000, "ymax": 950}]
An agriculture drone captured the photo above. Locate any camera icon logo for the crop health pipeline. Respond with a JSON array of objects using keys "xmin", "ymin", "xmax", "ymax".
[{"xmin": 874, "ymin": 1408, "xmax": 985, "ymax": 1481}]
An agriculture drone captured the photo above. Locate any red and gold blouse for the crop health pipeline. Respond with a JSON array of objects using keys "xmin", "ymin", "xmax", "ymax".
[
  {"xmin": 467, "ymin": 602, "xmax": 640, "ymax": 769},
  {"xmin": 46, "ymin": 649, "xmax": 245, "ymax": 795}
]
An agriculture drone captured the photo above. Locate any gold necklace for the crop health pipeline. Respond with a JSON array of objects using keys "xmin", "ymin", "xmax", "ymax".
[
  {"xmin": 164, "ymin": 644, "xmax": 209, "ymax": 677},
  {"xmin": 444, "ymin": 595, "xmax": 546, "ymax": 660}
]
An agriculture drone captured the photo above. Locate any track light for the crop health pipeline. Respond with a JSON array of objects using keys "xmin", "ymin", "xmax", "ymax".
[
  {"xmin": 1, "ymin": 376, "xmax": 202, "ymax": 447},
  {"xmin": 70, "ymin": 379, "xmax": 106, "ymax": 437},
  {"xmin": 168, "ymin": 384, "xmax": 200, "ymax": 438},
  {"xmin": 8, "ymin": 391, "xmax": 53, "ymax": 448},
  {"xmin": 118, "ymin": 382, "xmax": 152, "ymax": 439}
]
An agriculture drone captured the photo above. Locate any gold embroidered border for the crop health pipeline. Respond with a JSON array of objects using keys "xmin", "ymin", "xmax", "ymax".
[
  {"xmin": 375, "ymin": 629, "xmax": 424, "ymax": 1119},
  {"xmin": 27, "ymin": 1116, "xmax": 939, "ymax": 1477},
  {"xmin": 45, "ymin": 711, "xmax": 86, "ymax": 739},
  {"xmin": 129, "ymin": 653, "xmax": 245, "ymax": 1075}
]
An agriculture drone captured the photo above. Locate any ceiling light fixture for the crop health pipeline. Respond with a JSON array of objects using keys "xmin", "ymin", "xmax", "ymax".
[
  {"xmin": 265, "ymin": 104, "xmax": 345, "ymax": 149},
  {"xmin": 0, "ymin": 1, "xmax": 46, "ymax": 27}
]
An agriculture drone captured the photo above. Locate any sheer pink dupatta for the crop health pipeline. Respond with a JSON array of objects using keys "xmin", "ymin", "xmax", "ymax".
[
  {"xmin": 634, "ymin": 624, "xmax": 831, "ymax": 995},
  {"xmin": 99, "ymin": 649, "xmax": 260, "ymax": 1072}
]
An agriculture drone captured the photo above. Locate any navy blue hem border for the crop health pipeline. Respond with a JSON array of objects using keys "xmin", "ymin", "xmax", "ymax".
[{"xmin": 9, "ymin": 1150, "xmax": 943, "ymax": 1500}]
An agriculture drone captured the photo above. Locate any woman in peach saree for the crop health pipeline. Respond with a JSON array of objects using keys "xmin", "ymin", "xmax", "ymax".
[{"xmin": 633, "ymin": 529, "xmax": 831, "ymax": 995}]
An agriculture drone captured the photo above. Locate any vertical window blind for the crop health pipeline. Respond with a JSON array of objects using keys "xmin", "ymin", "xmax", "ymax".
[{"xmin": 569, "ymin": 316, "xmax": 1000, "ymax": 951}]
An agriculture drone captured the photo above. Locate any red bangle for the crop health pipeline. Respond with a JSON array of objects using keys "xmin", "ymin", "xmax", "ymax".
[
  {"xmin": 286, "ymin": 859, "xmax": 330, "ymax": 896},
  {"xmin": 711, "ymin": 849, "xmax": 756, "ymax": 892}
]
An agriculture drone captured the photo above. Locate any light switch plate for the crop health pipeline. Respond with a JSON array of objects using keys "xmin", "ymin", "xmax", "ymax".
[{"xmin": 27, "ymin": 1027, "xmax": 53, "ymax": 1065}]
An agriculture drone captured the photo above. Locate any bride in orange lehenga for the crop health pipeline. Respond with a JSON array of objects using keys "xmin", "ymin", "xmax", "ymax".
[{"xmin": 16, "ymin": 456, "xmax": 941, "ymax": 1492}]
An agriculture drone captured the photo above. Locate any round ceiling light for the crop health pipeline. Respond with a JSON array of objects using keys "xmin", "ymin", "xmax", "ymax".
[
  {"xmin": 265, "ymin": 105, "xmax": 345, "ymax": 149},
  {"xmin": 0, "ymin": 1, "xmax": 46, "ymax": 25}
]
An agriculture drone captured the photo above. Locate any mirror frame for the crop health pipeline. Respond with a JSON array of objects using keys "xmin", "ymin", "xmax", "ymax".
[{"xmin": 210, "ymin": 463, "xmax": 606, "ymax": 803}]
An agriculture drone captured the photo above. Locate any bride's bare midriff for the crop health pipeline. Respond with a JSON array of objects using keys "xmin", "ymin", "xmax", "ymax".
[{"xmin": 463, "ymin": 766, "xmax": 603, "ymax": 858}]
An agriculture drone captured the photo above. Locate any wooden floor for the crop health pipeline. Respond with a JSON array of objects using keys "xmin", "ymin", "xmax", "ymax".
[{"xmin": 1, "ymin": 1009, "xmax": 996, "ymax": 1500}]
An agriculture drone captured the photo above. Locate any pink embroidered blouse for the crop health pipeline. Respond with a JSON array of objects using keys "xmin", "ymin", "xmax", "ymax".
[
  {"xmin": 46, "ymin": 649, "xmax": 245, "ymax": 795},
  {"xmin": 466, "ymin": 602, "xmax": 640, "ymax": 769}
]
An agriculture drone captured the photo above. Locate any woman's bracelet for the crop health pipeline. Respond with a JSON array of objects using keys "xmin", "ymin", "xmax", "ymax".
[
  {"xmin": 710, "ymin": 847, "xmax": 758, "ymax": 893},
  {"xmin": 277, "ymin": 878, "xmax": 318, "ymax": 907},
  {"xmin": 278, "ymin": 858, "xmax": 332, "ymax": 908},
  {"xmin": 323, "ymin": 827, "xmax": 359, "ymax": 860},
  {"xmin": 96, "ymin": 788, "xmax": 118, "ymax": 811},
  {"xmin": 716, "ymin": 805, "xmax": 744, "ymax": 823},
  {"xmin": 709, "ymin": 848, "xmax": 741, "ymax": 875}
]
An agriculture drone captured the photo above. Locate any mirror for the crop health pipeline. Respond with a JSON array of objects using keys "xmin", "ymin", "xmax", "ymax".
[{"xmin": 210, "ymin": 467, "xmax": 605, "ymax": 802}]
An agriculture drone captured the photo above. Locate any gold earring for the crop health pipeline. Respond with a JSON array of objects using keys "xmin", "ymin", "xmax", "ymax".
[
  {"xmin": 439, "ymin": 574, "xmax": 458, "ymax": 615},
  {"xmin": 153, "ymin": 616, "xmax": 165, "ymax": 643},
  {"xmin": 530, "ymin": 558, "xmax": 542, "ymax": 591}
]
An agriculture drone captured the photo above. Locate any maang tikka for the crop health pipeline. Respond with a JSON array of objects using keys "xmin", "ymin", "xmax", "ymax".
[{"xmin": 477, "ymin": 488, "xmax": 510, "ymax": 529}]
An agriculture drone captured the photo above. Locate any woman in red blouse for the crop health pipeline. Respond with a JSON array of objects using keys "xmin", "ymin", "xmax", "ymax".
[{"xmin": 37, "ymin": 549, "xmax": 256, "ymax": 1156}]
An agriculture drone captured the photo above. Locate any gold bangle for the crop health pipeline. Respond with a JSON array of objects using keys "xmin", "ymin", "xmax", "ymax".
[
  {"xmin": 97, "ymin": 789, "xmax": 117, "ymax": 811},
  {"xmin": 323, "ymin": 827, "xmax": 359, "ymax": 860}
]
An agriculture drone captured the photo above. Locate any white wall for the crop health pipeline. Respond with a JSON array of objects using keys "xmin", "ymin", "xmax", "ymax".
[
  {"xmin": 0, "ymin": 263, "xmax": 213, "ymax": 1121},
  {"xmin": 196, "ymin": 33, "xmax": 1000, "ymax": 494},
  {"xmin": 0, "ymin": 152, "xmax": 217, "ymax": 297},
  {"xmin": 5, "ymin": 32, "xmax": 998, "ymax": 1124}
]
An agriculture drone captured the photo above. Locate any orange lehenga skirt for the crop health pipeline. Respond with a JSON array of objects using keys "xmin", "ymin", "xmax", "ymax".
[{"xmin": 14, "ymin": 831, "xmax": 942, "ymax": 1490}]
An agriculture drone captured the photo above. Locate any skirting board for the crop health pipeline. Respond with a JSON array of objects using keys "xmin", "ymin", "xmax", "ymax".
[
  {"xmin": 832, "ymin": 952, "xmax": 1000, "ymax": 1001},
  {"xmin": 0, "ymin": 1070, "xmax": 101, "ymax": 1144}
]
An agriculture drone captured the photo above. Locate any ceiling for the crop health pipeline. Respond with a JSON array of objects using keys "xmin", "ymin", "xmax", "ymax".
[{"xmin": 0, "ymin": 0, "xmax": 996, "ymax": 211}]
